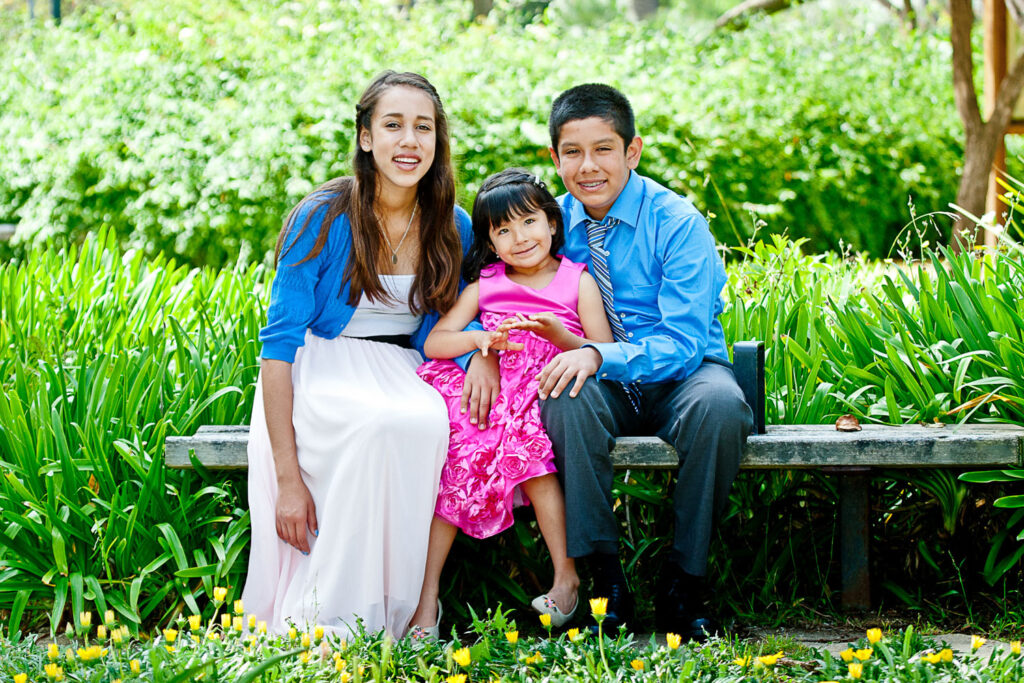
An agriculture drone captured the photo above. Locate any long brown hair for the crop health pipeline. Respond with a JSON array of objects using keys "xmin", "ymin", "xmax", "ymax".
[{"xmin": 274, "ymin": 71, "xmax": 461, "ymax": 314}]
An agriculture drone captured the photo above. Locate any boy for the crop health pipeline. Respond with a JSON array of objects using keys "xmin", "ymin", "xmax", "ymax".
[{"xmin": 538, "ymin": 83, "xmax": 753, "ymax": 640}]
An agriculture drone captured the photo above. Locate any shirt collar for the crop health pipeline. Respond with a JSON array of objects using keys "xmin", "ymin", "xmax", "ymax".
[{"xmin": 567, "ymin": 171, "xmax": 644, "ymax": 233}]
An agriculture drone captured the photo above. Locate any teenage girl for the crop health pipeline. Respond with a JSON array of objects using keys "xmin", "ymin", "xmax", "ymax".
[
  {"xmin": 242, "ymin": 71, "xmax": 469, "ymax": 638},
  {"xmin": 408, "ymin": 168, "xmax": 614, "ymax": 637}
]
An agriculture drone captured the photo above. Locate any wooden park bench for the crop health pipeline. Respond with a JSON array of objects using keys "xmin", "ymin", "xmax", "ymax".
[{"xmin": 165, "ymin": 342, "xmax": 1024, "ymax": 611}]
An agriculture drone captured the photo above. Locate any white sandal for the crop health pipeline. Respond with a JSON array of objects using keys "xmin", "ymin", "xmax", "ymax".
[
  {"xmin": 408, "ymin": 601, "xmax": 443, "ymax": 641},
  {"xmin": 531, "ymin": 591, "xmax": 578, "ymax": 628}
]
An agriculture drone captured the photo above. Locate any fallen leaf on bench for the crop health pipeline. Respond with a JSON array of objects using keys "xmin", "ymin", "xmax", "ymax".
[{"xmin": 835, "ymin": 414, "xmax": 862, "ymax": 432}]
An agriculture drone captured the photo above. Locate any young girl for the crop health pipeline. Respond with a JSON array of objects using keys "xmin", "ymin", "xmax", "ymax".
[{"xmin": 408, "ymin": 168, "xmax": 615, "ymax": 637}]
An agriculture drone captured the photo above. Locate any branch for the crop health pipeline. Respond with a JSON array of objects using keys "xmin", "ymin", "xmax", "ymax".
[
  {"xmin": 714, "ymin": 0, "xmax": 795, "ymax": 30},
  {"xmin": 987, "ymin": 44, "xmax": 1024, "ymax": 136},
  {"xmin": 950, "ymin": 0, "xmax": 982, "ymax": 133}
]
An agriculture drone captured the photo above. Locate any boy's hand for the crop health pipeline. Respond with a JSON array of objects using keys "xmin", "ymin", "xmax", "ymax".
[{"xmin": 537, "ymin": 347, "xmax": 602, "ymax": 400}]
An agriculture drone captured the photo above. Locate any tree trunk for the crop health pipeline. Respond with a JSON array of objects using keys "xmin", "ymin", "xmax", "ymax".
[
  {"xmin": 631, "ymin": 0, "xmax": 659, "ymax": 20},
  {"xmin": 471, "ymin": 0, "xmax": 493, "ymax": 20},
  {"xmin": 949, "ymin": 0, "xmax": 1024, "ymax": 249}
]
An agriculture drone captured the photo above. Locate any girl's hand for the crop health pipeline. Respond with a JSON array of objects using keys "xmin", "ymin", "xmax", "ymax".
[
  {"xmin": 498, "ymin": 313, "xmax": 573, "ymax": 349},
  {"xmin": 276, "ymin": 476, "xmax": 318, "ymax": 554},
  {"xmin": 473, "ymin": 329, "xmax": 523, "ymax": 356}
]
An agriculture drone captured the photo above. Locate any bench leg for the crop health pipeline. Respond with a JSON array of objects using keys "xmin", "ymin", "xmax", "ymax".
[{"xmin": 838, "ymin": 469, "xmax": 871, "ymax": 611}]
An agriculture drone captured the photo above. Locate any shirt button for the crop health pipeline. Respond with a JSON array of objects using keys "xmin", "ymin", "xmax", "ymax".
[
  {"xmin": 601, "ymin": 373, "xmax": 608, "ymax": 378},
  {"xmin": 628, "ymin": 333, "xmax": 634, "ymax": 338},
  {"xmin": 619, "ymin": 313, "xmax": 626, "ymax": 319}
]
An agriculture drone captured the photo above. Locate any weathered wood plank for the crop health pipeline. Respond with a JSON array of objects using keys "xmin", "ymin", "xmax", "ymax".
[{"xmin": 165, "ymin": 424, "xmax": 1024, "ymax": 471}]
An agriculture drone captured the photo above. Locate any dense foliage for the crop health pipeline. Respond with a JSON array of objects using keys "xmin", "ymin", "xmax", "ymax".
[
  {"xmin": 2, "ymin": 610, "xmax": 1023, "ymax": 682},
  {"xmin": 1, "ymin": 227, "xmax": 1022, "ymax": 634},
  {"xmin": 0, "ymin": 0, "xmax": 960, "ymax": 266}
]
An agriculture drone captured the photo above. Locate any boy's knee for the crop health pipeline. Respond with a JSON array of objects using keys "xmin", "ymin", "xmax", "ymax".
[{"xmin": 540, "ymin": 378, "xmax": 603, "ymax": 424}]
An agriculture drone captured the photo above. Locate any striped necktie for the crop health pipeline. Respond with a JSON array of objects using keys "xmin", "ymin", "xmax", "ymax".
[{"xmin": 584, "ymin": 217, "xmax": 642, "ymax": 414}]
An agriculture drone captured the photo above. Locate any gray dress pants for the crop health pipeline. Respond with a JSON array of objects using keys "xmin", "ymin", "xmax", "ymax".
[{"xmin": 540, "ymin": 361, "xmax": 753, "ymax": 577}]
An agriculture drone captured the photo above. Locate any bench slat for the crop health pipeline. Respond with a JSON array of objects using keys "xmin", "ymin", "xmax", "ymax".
[{"xmin": 165, "ymin": 424, "xmax": 1024, "ymax": 470}]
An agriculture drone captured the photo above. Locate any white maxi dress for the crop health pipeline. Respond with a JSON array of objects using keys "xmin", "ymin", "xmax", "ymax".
[{"xmin": 241, "ymin": 275, "xmax": 449, "ymax": 638}]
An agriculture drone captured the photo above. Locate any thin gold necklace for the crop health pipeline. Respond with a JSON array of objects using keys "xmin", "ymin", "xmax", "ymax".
[{"xmin": 381, "ymin": 204, "xmax": 417, "ymax": 265}]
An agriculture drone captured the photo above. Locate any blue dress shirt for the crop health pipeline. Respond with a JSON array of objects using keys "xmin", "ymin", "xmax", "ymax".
[
  {"xmin": 260, "ymin": 187, "xmax": 473, "ymax": 363},
  {"xmin": 559, "ymin": 171, "xmax": 729, "ymax": 384}
]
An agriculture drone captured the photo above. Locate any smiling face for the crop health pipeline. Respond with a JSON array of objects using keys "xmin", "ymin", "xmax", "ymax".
[
  {"xmin": 550, "ymin": 116, "xmax": 642, "ymax": 221},
  {"xmin": 359, "ymin": 85, "xmax": 437, "ymax": 198},
  {"xmin": 489, "ymin": 209, "xmax": 557, "ymax": 275}
]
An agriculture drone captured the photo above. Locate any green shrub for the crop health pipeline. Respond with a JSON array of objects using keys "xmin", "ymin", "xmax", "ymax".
[
  {"xmin": 0, "ymin": 0, "xmax": 960, "ymax": 266},
  {"xmin": 2, "ymin": 226, "xmax": 1022, "ymax": 632}
]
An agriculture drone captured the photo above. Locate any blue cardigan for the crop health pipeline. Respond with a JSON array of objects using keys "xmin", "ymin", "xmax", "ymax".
[{"xmin": 259, "ymin": 188, "xmax": 473, "ymax": 363}]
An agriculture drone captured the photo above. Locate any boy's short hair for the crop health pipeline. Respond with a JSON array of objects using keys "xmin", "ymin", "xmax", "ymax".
[{"xmin": 549, "ymin": 83, "xmax": 636, "ymax": 152}]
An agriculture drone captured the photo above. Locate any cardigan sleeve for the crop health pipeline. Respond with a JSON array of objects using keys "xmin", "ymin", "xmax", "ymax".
[{"xmin": 259, "ymin": 197, "xmax": 333, "ymax": 363}]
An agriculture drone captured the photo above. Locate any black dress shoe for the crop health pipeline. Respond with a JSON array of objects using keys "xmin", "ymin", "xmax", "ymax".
[
  {"xmin": 588, "ymin": 579, "xmax": 634, "ymax": 635},
  {"xmin": 655, "ymin": 570, "xmax": 723, "ymax": 642}
]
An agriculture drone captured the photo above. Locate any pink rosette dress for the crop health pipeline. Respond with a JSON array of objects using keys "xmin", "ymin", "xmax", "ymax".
[{"xmin": 417, "ymin": 257, "xmax": 587, "ymax": 539}]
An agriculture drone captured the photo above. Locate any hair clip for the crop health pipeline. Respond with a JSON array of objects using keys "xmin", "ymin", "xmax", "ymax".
[{"xmin": 531, "ymin": 176, "xmax": 547, "ymax": 190}]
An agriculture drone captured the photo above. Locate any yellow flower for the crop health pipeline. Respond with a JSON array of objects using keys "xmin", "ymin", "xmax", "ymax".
[
  {"xmin": 288, "ymin": 627, "xmax": 298, "ymax": 640},
  {"xmin": 840, "ymin": 648, "xmax": 854, "ymax": 662},
  {"xmin": 453, "ymin": 646, "xmax": 472, "ymax": 667},
  {"xmin": 940, "ymin": 648, "xmax": 953, "ymax": 662},
  {"xmin": 79, "ymin": 611, "xmax": 92, "ymax": 627},
  {"xmin": 233, "ymin": 599, "xmax": 244, "ymax": 615},
  {"xmin": 300, "ymin": 650, "xmax": 311, "ymax": 664},
  {"xmin": 111, "ymin": 629, "xmax": 124, "ymax": 645},
  {"xmin": 64, "ymin": 648, "xmax": 75, "ymax": 662},
  {"xmin": 867, "ymin": 628, "xmax": 882, "ymax": 644},
  {"xmin": 301, "ymin": 632, "xmax": 311, "ymax": 648},
  {"xmin": 248, "ymin": 615, "xmax": 257, "ymax": 630},
  {"xmin": 757, "ymin": 651, "xmax": 784, "ymax": 666},
  {"xmin": 921, "ymin": 651, "xmax": 942, "ymax": 664},
  {"xmin": 1011, "ymin": 640, "xmax": 1021, "ymax": 655},
  {"xmin": 589, "ymin": 597, "xmax": 607, "ymax": 616},
  {"xmin": 446, "ymin": 675, "xmax": 467, "ymax": 683},
  {"xmin": 539, "ymin": 613, "xmax": 552, "ymax": 627},
  {"xmin": 257, "ymin": 621, "xmax": 267, "ymax": 635},
  {"xmin": 213, "ymin": 586, "xmax": 227, "ymax": 602},
  {"xmin": 567, "ymin": 628, "xmax": 582, "ymax": 642},
  {"xmin": 339, "ymin": 673, "xmax": 351, "ymax": 683},
  {"xmin": 191, "ymin": 634, "xmax": 200, "ymax": 643},
  {"xmin": 233, "ymin": 616, "xmax": 243, "ymax": 632},
  {"xmin": 666, "ymin": 632, "xmax": 682, "ymax": 650},
  {"xmin": 314, "ymin": 625, "xmax": 324, "ymax": 641},
  {"xmin": 163, "ymin": 628, "xmax": 178, "ymax": 643},
  {"xmin": 44, "ymin": 663, "xmax": 63, "ymax": 680},
  {"xmin": 524, "ymin": 652, "xmax": 544, "ymax": 665},
  {"xmin": 188, "ymin": 614, "xmax": 202, "ymax": 631},
  {"xmin": 48, "ymin": 643, "xmax": 60, "ymax": 660},
  {"xmin": 630, "ymin": 659, "xmax": 644, "ymax": 671},
  {"xmin": 97, "ymin": 625, "xmax": 107, "ymax": 640},
  {"xmin": 208, "ymin": 632, "xmax": 221, "ymax": 641},
  {"xmin": 733, "ymin": 656, "xmax": 750, "ymax": 666},
  {"xmin": 164, "ymin": 645, "xmax": 175, "ymax": 653},
  {"xmin": 848, "ymin": 662, "xmax": 863, "ymax": 679},
  {"xmin": 14, "ymin": 674, "xmax": 27, "ymax": 683},
  {"xmin": 104, "ymin": 610, "xmax": 116, "ymax": 625},
  {"xmin": 972, "ymin": 635, "xmax": 986, "ymax": 650},
  {"xmin": 505, "ymin": 630, "xmax": 518, "ymax": 644},
  {"xmin": 853, "ymin": 648, "xmax": 873, "ymax": 661},
  {"xmin": 130, "ymin": 660, "xmax": 141, "ymax": 674}
]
